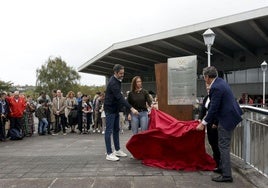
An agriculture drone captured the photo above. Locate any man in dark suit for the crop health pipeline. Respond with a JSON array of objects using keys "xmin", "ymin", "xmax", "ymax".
[
  {"xmin": 198, "ymin": 83, "xmax": 221, "ymax": 169},
  {"xmin": 196, "ymin": 66, "xmax": 243, "ymax": 183}
]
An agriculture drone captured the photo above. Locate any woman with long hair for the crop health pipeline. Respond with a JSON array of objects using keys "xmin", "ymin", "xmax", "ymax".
[{"xmin": 127, "ymin": 76, "xmax": 152, "ymax": 134}]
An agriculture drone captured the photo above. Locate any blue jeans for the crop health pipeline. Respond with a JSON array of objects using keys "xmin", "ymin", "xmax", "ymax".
[
  {"xmin": 104, "ymin": 112, "xmax": 120, "ymax": 154},
  {"xmin": 131, "ymin": 111, "xmax": 149, "ymax": 134},
  {"xmin": 39, "ymin": 118, "xmax": 48, "ymax": 134}
]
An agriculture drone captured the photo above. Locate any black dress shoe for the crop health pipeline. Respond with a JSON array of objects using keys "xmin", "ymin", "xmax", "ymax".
[
  {"xmin": 212, "ymin": 175, "xmax": 233, "ymax": 182},
  {"xmin": 213, "ymin": 168, "xmax": 222, "ymax": 174}
]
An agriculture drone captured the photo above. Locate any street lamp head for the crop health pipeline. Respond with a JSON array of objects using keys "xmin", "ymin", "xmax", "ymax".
[
  {"xmin": 202, "ymin": 28, "xmax": 216, "ymax": 46},
  {"xmin": 261, "ymin": 61, "xmax": 267, "ymax": 72}
]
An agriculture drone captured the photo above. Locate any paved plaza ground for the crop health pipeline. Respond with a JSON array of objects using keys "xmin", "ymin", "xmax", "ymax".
[{"xmin": 0, "ymin": 128, "xmax": 267, "ymax": 188}]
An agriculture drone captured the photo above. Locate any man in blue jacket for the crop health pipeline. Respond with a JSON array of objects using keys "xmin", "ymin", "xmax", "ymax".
[
  {"xmin": 104, "ymin": 64, "xmax": 139, "ymax": 161},
  {"xmin": 196, "ymin": 66, "xmax": 242, "ymax": 183}
]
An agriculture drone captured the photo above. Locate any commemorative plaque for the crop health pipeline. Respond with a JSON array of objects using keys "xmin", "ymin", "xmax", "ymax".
[{"xmin": 167, "ymin": 55, "xmax": 197, "ymax": 105}]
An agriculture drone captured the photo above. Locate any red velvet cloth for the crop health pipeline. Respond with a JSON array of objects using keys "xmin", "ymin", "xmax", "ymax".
[{"xmin": 126, "ymin": 109, "xmax": 216, "ymax": 171}]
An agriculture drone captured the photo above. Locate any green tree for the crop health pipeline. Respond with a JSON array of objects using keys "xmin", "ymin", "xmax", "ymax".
[
  {"xmin": 23, "ymin": 87, "xmax": 39, "ymax": 99},
  {"xmin": 36, "ymin": 56, "xmax": 81, "ymax": 95},
  {"xmin": 0, "ymin": 80, "xmax": 13, "ymax": 92},
  {"xmin": 79, "ymin": 85, "xmax": 106, "ymax": 98}
]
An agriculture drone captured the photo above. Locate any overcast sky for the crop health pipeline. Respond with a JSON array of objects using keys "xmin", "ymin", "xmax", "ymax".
[{"xmin": 0, "ymin": 0, "xmax": 268, "ymax": 86}]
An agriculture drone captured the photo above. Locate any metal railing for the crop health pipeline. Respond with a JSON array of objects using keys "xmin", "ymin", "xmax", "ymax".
[{"xmin": 231, "ymin": 105, "xmax": 268, "ymax": 177}]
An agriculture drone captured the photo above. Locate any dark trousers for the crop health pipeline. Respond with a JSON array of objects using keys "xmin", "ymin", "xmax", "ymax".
[
  {"xmin": 46, "ymin": 108, "xmax": 51, "ymax": 134},
  {"xmin": 77, "ymin": 112, "xmax": 83, "ymax": 132},
  {"xmin": 207, "ymin": 124, "xmax": 221, "ymax": 167},
  {"xmin": 218, "ymin": 125, "xmax": 233, "ymax": 177},
  {"xmin": 10, "ymin": 117, "xmax": 22, "ymax": 132},
  {"xmin": 55, "ymin": 114, "xmax": 67, "ymax": 133},
  {"xmin": 47, "ymin": 121, "xmax": 51, "ymax": 134},
  {"xmin": 0, "ymin": 117, "xmax": 7, "ymax": 140}
]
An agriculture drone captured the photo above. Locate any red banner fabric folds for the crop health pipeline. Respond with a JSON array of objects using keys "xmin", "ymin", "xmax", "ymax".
[{"xmin": 126, "ymin": 109, "xmax": 216, "ymax": 171}]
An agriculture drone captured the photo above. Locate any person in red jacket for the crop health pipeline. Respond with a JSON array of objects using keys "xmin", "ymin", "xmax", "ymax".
[{"xmin": 7, "ymin": 91, "xmax": 26, "ymax": 134}]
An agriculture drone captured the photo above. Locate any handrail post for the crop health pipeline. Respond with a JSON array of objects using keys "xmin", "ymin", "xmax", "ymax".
[{"xmin": 242, "ymin": 111, "xmax": 251, "ymax": 167}]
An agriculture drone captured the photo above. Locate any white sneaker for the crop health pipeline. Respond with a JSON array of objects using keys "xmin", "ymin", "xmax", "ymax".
[
  {"xmin": 102, "ymin": 131, "xmax": 105, "ymax": 134},
  {"xmin": 114, "ymin": 150, "xmax": 128, "ymax": 157},
  {"xmin": 106, "ymin": 153, "xmax": 119, "ymax": 161}
]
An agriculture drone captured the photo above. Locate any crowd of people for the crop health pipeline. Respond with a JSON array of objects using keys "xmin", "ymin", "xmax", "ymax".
[
  {"xmin": 0, "ymin": 89, "xmax": 109, "ymax": 140},
  {"xmin": 0, "ymin": 83, "xmax": 157, "ymax": 142}
]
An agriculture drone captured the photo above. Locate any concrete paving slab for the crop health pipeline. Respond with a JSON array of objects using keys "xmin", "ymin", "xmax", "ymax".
[{"xmin": 0, "ymin": 178, "xmax": 53, "ymax": 188}]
